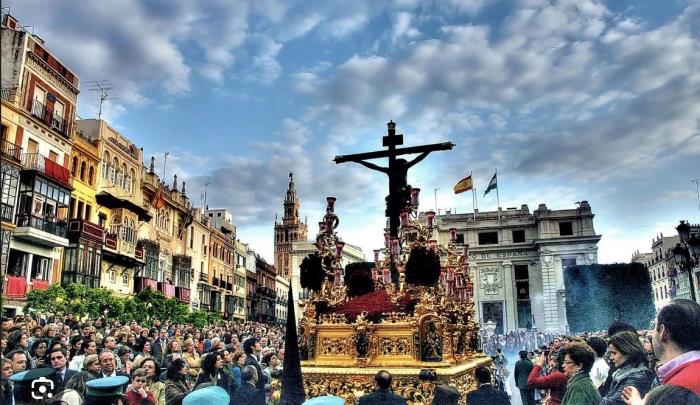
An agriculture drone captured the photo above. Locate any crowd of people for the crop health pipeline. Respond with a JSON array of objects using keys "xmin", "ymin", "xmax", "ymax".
[
  {"xmin": 1, "ymin": 298, "xmax": 699, "ymax": 405},
  {"xmin": 470, "ymin": 299, "xmax": 700, "ymax": 405},
  {"xmin": 1, "ymin": 318, "xmax": 286, "ymax": 404}
]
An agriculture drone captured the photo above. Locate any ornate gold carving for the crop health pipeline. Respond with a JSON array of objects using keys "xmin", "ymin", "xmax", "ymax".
[
  {"xmin": 319, "ymin": 313, "xmax": 347, "ymax": 324},
  {"xmin": 380, "ymin": 337, "xmax": 412, "ymax": 356},
  {"xmin": 319, "ymin": 337, "xmax": 349, "ymax": 356}
]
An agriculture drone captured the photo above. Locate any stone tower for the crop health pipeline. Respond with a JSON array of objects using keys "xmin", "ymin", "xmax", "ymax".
[{"xmin": 274, "ymin": 172, "xmax": 308, "ymax": 279}]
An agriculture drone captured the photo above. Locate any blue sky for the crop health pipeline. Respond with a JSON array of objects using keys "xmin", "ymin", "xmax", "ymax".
[{"xmin": 7, "ymin": 0, "xmax": 699, "ymax": 263}]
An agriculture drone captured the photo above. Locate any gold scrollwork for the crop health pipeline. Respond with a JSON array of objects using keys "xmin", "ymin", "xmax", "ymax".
[
  {"xmin": 319, "ymin": 337, "xmax": 350, "ymax": 356},
  {"xmin": 380, "ymin": 337, "xmax": 412, "ymax": 356}
]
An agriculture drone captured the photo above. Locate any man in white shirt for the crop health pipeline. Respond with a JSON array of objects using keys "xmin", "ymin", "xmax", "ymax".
[{"xmin": 587, "ymin": 336, "xmax": 610, "ymax": 389}]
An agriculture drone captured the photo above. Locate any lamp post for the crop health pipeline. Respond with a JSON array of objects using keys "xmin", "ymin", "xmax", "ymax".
[{"xmin": 672, "ymin": 220, "xmax": 700, "ymax": 302}]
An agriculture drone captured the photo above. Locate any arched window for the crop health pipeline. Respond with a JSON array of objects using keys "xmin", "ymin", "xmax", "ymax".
[
  {"xmin": 102, "ymin": 152, "xmax": 110, "ymax": 179},
  {"xmin": 71, "ymin": 156, "xmax": 78, "ymax": 176},
  {"xmin": 88, "ymin": 166, "xmax": 95, "ymax": 185},
  {"xmin": 110, "ymin": 158, "xmax": 117, "ymax": 184},
  {"xmin": 79, "ymin": 161, "xmax": 86, "ymax": 181},
  {"xmin": 120, "ymin": 163, "xmax": 127, "ymax": 188},
  {"xmin": 128, "ymin": 169, "xmax": 136, "ymax": 194}
]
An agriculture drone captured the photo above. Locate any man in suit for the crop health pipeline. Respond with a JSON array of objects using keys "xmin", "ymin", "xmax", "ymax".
[
  {"xmin": 466, "ymin": 366, "xmax": 510, "ymax": 405},
  {"xmin": 514, "ymin": 350, "xmax": 535, "ymax": 405},
  {"xmin": 98, "ymin": 351, "xmax": 129, "ymax": 378},
  {"xmin": 243, "ymin": 337, "xmax": 266, "ymax": 397},
  {"xmin": 151, "ymin": 329, "xmax": 169, "ymax": 367},
  {"xmin": 358, "ymin": 370, "xmax": 407, "ymax": 405},
  {"xmin": 48, "ymin": 348, "xmax": 76, "ymax": 391},
  {"xmin": 231, "ymin": 365, "xmax": 265, "ymax": 405}
]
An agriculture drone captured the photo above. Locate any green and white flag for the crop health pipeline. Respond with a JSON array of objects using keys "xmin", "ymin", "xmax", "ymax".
[{"xmin": 484, "ymin": 172, "xmax": 497, "ymax": 197}]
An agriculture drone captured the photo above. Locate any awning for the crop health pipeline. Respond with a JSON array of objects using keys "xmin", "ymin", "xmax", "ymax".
[{"xmin": 96, "ymin": 192, "xmax": 152, "ymax": 222}]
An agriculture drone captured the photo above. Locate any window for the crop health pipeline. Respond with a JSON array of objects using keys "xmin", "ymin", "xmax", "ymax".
[
  {"xmin": 102, "ymin": 152, "xmax": 110, "ymax": 179},
  {"xmin": 455, "ymin": 233, "xmax": 465, "ymax": 245},
  {"xmin": 559, "ymin": 221, "xmax": 573, "ymax": 236},
  {"xmin": 79, "ymin": 161, "xmax": 86, "ymax": 181},
  {"xmin": 122, "ymin": 272, "xmax": 128, "ymax": 285},
  {"xmin": 71, "ymin": 157, "xmax": 78, "ymax": 176},
  {"xmin": 85, "ymin": 204, "xmax": 92, "ymax": 222},
  {"xmin": 562, "ymin": 258, "xmax": 577, "ymax": 270},
  {"xmin": 512, "ymin": 230, "xmax": 526, "ymax": 243},
  {"xmin": 48, "ymin": 150, "xmax": 58, "ymax": 162},
  {"xmin": 27, "ymin": 138, "xmax": 39, "ymax": 154},
  {"xmin": 514, "ymin": 264, "xmax": 529, "ymax": 280},
  {"xmin": 77, "ymin": 201, "xmax": 84, "ymax": 220},
  {"xmin": 478, "ymin": 231, "xmax": 498, "ymax": 245},
  {"xmin": 109, "ymin": 270, "xmax": 116, "ymax": 282},
  {"xmin": 110, "ymin": 158, "xmax": 117, "ymax": 184},
  {"xmin": 514, "ymin": 264, "xmax": 531, "ymax": 328}
]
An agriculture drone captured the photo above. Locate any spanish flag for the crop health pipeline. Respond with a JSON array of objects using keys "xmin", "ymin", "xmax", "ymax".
[{"xmin": 453, "ymin": 174, "xmax": 473, "ymax": 194}]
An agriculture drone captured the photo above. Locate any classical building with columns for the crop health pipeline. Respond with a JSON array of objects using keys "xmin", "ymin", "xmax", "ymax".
[{"xmin": 434, "ymin": 201, "xmax": 601, "ymax": 333}]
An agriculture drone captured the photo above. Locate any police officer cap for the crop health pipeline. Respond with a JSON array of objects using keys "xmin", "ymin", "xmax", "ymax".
[
  {"xmin": 302, "ymin": 395, "xmax": 346, "ymax": 405},
  {"xmin": 183, "ymin": 386, "xmax": 230, "ymax": 405},
  {"xmin": 85, "ymin": 375, "xmax": 129, "ymax": 397},
  {"xmin": 9, "ymin": 367, "xmax": 55, "ymax": 385}
]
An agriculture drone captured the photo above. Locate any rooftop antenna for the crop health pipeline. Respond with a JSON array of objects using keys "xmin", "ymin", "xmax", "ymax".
[{"xmin": 87, "ymin": 80, "xmax": 117, "ymax": 120}]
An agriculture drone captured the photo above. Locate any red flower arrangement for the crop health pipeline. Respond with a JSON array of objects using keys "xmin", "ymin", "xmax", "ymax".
[{"xmin": 332, "ymin": 289, "xmax": 416, "ymax": 321}]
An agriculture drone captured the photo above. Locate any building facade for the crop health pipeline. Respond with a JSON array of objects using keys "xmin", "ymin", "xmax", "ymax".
[
  {"xmin": 76, "ymin": 119, "xmax": 149, "ymax": 297},
  {"xmin": 435, "ymin": 201, "xmax": 601, "ymax": 333},
  {"xmin": 185, "ymin": 208, "xmax": 211, "ymax": 312},
  {"xmin": 275, "ymin": 273, "xmax": 289, "ymax": 324},
  {"xmin": 255, "ymin": 255, "xmax": 277, "ymax": 323},
  {"xmin": 274, "ymin": 173, "xmax": 307, "ymax": 279},
  {"xmin": 2, "ymin": 13, "xmax": 78, "ymax": 312}
]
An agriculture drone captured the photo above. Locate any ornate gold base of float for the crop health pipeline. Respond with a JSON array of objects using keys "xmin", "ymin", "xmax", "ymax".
[{"xmin": 301, "ymin": 355, "xmax": 491, "ymax": 404}]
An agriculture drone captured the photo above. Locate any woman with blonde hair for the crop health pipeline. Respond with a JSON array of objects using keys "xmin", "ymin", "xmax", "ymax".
[{"xmin": 182, "ymin": 339, "xmax": 200, "ymax": 378}]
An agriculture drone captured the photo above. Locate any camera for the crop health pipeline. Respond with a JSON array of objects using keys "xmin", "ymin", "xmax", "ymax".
[{"xmin": 31, "ymin": 376, "xmax": 55, "ymax": 400}]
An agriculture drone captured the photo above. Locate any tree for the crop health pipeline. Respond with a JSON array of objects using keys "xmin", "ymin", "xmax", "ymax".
[
  {"xmin": 24, "ymin": 284, "xmax": 69, "ymax": 316},
  {"xmin": 564, "ymin": 263, "xmax": 656, "ymax": 333}
]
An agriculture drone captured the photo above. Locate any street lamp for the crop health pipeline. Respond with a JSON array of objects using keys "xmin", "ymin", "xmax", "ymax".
[{"xmin": 672, "ymin": 220, "xmax": 700, "ymax": 302}]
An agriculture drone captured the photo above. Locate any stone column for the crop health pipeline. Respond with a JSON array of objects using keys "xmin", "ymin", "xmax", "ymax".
[
  {"xmin": 25, "ymin": 253, "xmax": 34, "ymax": 284},
  {"xmin": 540, "ymin": 254, "xmax": 559, "ymax": 332},
  {"xmin": 502, "ymin": 261, "xmax": 516, "ymax": 331}
]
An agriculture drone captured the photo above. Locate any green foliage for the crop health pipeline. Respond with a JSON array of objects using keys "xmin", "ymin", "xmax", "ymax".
[
  {"xmin": 23, "ymin": 283, "xmax": 217, "ymax": 326},
  {"xmin": 564, "ymin": 263, "xmax": 656, "ymax": 333}
]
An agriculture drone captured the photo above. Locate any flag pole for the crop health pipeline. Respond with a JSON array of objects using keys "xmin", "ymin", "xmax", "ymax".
[
  {"xmin": 495, "ymin": 168, "xmax": 501, "ymax": 221},
  {"xmin": 471, "ymin": 170, "xmax": 476, "ymax": 222}
]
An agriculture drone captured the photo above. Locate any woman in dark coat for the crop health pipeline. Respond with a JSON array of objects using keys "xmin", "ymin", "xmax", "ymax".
[
  {"xmin": 164, "ymin": 358, "xmax": 191, "ymax": 405},
  {"xmin": 195, "ymin": 351, "xmax": 235, "ymax": 404},
  {"xmin": 600, "ymin": 331, "xmax": 654, "ymax": 405}
]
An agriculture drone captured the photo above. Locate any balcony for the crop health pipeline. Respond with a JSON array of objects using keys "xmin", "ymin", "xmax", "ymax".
[
  {"xmin": 14, "ymin": 214, "xmax": 69, "ymax": 247},
  {"xmin": 199, "ymin": 272, "xmax": 208, "ymax": 283},
  {"xmin": 133, "ymin": 276, "xmax": 158, "ymax": 294},
  {"xmin": 3, "ymin": 276, "xmax": 49, "ymax": 299},
  {"xmin": 176, "ymin": 286, "xmax": 191, "ymax": 303},
  {"xmin": 67, "ymin": 219, "xmax": 105, "ymax": 243},
  {"xmin": 1, "ymin": 139, "xmax": 23, "ymax": 163},
  {"xmin": 1, "ymin": 86, "xmax": 18, "ymax": 103},
  {"xmin": 158, "ymin": 281, "xmax": 176, "ymax": 297},
  {"xmin": 30, "ymin": 99, "xmax": 68, "ymax": 136},
  {"xmin": 1, "ymin": 203, "xmax": 13, "ymax": 222},
  {"xmin": 104, "ymin": 234, "xmax": 143, "ymax": 266},
  {"xmin": 135, "ymin": 245, "xmax": 144, "ymax": 261},
  {"xmin": 21, "ymin": 153, "xmax": 71, "ymax": 187}
]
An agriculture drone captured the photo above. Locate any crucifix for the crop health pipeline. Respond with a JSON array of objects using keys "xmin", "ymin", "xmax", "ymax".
[{"xmin": 334, "ymin": 120, "xmax": 454, "ymax": 238}]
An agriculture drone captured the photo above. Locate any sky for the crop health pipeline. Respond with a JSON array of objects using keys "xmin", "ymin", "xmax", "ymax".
[{"xmin": 6, "ymin": 0, "xmax": 699, "ymax": 264}]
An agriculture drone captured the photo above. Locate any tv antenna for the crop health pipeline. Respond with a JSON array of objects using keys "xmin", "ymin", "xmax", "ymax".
[{"xmin": 87, "ymin": 80, "xmax": 118, "ymax": 120}]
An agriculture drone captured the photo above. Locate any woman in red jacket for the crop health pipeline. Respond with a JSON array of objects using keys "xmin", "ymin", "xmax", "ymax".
[{"xmin": 528, "ymin": 351, "xmax": 568, "ymax": 405}]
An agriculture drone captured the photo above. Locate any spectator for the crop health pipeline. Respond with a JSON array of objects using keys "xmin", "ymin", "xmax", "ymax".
[
  {"xmin": 69, "ymin": 340, "xmax": 97, "ymax": 371},
  {"xmin": 29, "ymin": 338, "xmax": 48, "ymax": 368},
  {"xmin": 527, "ymin": 351, "xmax": 567, "ymax": 405},
  {"xmin": 358, "ymin": 370, "xmax": 407, "ymax": 405},
  {"xmin": 600, "ymin": 331, "xmax": 653, "ymax": 405},
  {"xmin": 1, "ymin": 357, "xmax": 13, "ymax": 405},
  {"xmin": 117, "ymin": 345, "xmax": 134, "ymax": 375},
  {"xmin": 165, "ymin": 358, "xmax": 190, "ymax": 405},
  {"xmin": 639, "ymin": 384, "xmax": 700, "ymax": 405},
  {"xmin": 49, "ymin": 347, "xmax": 77, "ymax": 391},
  {"xmin": 134, "ymin": 339, "xmax": 154, "ymax": 366},
  {"xmin": 134, "ymin": 358, "xmax": 165, "ymax": 405},
  {"xmin": 587, "ymin": 336, "xmax": 610, "ymax": 389},
  {"xmin": 231, "ymin": 365, "xmax": 264, "ymax": 405},
  {"xmin": 6, "ymin": 350, "xmax": 27, "ymax": 374},
  {"xmin": 560, "ymin": 342, "xmax": 601, "ymax": 405},
  {"xmin": 515, "ymin": 350, "xmax": 535, "ymax": 405},
  {"xmin": 600, "ymin": 322, "xmax": 637, "ymax": 397},
  {"xmin": 5, "ymin": 331, "xmax": 32, "ymax": 370},
  {"xmin": 466, "ymin": 366, "xmax": 509, "ymax": 405},
  {"xmin": 182, "ymin": 339, "xmax": 200, "ymax": 379},
  {"xmin": 124, "ymin": 368, "xmax": 156, "ymax": 405},
  {"xmin": 243, "ymin": 338, "xmax": 266, "ymax": 399},
  {"xmin": 195, "ymin": 351, "xmax": 234, "ymax": 402},
  {"xmin": 152, "ymin": 329, "xmax": 170, "ymax": 368}
]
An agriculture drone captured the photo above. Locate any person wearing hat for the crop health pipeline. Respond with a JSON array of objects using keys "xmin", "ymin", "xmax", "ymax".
[
  {"xmin": 231, "ymin": 365, "xmax": 264, "ymax": 405},
  {"xmin": 358, "ymin": 370, "xmax": 407, "ymax": 405},
  {"xmin": 302, "ymin": 395, "xmax": 345, "ymax": 405},
  {"xmin": 182, "ymin": 386, "xmax": 229, "ymax": 405},
  {"xmin": 84, "ymin": 375, "xmax": 129, "ymax": 405},
  {"xmin": 10, "ymin": 367, "xmax": 58, "ymax": 404}
]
